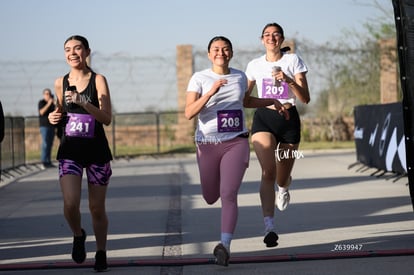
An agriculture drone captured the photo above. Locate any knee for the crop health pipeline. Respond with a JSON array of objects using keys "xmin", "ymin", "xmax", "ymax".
[
  {"xmin": 89, "ymin": 204, "xmax": 106, "ymax": 220},
  {"xmin": 63, "ymin": 200, "xmax": 79, "ymax": 213},
  {"xmin": 221, "ymin": 192, "xmax": 237, "ymax": 204},
  {"xmin": 262, "ymin": 169, "xmax": 276, "ymax": 181},
  {"xmin": 203, "ymin": 194, "xmax": 219, "ymax": 205},
  {"xmin": 64, "ymin": 204, "xmax": 78, "ymax": 215}
]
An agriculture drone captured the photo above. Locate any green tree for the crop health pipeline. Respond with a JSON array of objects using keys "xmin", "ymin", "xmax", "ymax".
[{"xmin": 300, "ymin": 1, "xmax": 395, "ymax": 117}]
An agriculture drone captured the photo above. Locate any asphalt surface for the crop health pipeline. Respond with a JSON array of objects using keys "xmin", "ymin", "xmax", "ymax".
[{"xmin": 0, "ymin": 149, "xmax": 414, "ymax": 274}]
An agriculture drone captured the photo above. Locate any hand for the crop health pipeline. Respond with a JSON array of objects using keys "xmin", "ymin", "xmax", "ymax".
[
  {"xmin": 65, "ymin": 90, "xmax": 87, "ymax": 106},
  {"xmin": 208, "ymin": 78, "xmax": 228, "ymax": 96},
  {"xmin": 272, "ymin": 70, "xmax": 293, "ymax": 84},
  {"xmin": 48, "ymin": 108, "xmax": 63, "ymax": 125},
  {"xmin": 273, "ymin": 100, "xmax": 290, "ymax": 120}
]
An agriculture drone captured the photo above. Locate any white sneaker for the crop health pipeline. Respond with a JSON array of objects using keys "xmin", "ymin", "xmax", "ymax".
[{"xmin": 276, "ymin": 190, "xmax": 290, "ymax": 211}]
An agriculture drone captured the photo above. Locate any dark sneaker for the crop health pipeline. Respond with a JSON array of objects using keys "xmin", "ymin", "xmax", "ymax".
[
  {"xmin": 94, "ymin": 250, "xmax": 108, "ymax": 272},
  {"xmin": 263, "ymin": 231, "xmax": 279, "ymax": 247},
  {"xmin": 213, "ymin": 243, "xmax": 230, "ymax": 266},
  {"xmin": 72, "ymin": 229, "xmax": 86, "ymax": 264}
]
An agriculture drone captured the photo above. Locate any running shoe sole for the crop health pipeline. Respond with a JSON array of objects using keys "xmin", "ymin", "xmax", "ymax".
[
  {"xmin": 263, "ymin": 231, "xmax": 279, "ymax": 247},
  {"xmin": 213, "ymin": 243, "xmax": 229, "ymax": 266}
]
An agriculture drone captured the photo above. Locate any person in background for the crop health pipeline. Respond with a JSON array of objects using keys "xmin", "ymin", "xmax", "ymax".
[
  {"xmin": 48, "ymin": 35, "xmax": 113, "ymax": 272},
  {"xmin": 244, "ymin": 22, "xmax": 310, "ymax": 248},
  {"xmin": 38, "ymin": 88, "xmax": 56, "ymax": 168}
]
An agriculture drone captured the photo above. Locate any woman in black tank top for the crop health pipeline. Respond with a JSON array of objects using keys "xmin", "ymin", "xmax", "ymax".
[{"xmin": 48, "ymin": 35, "xmax": 112, "ymax": 272}]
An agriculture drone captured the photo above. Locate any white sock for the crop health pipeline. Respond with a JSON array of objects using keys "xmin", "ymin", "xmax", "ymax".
[
  {"xmin": 264, "ymin": 216, "xmax": 274, "ymax": 232},
  {"xmin": 221, "ymin": 233, "xmax": 232, "ymax": 250},
  {"xmin": 278, "ymin": 185, "xmax": 288, "ymax": 194}
]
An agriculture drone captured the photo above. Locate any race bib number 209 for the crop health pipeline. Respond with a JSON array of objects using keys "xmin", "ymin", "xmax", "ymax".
[{"xmin": 262, "ymin": 78, "xmax": 289, "ymax": 99}]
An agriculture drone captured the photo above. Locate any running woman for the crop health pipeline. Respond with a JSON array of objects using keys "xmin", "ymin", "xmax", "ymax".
[
  {"xmin": 48, "ymin": 35, "xmax": 113, "ymax": 272},
  {"xmin": 185, "ymin": 36, "xmax": 288, "ymax": 266},
  {"xmin": 185, "ymin": 36, "xmax": 249, "ymax": 266},
  {"xmin": 245, "ymin": 22, "xmax": 310, "ymax": 248}
]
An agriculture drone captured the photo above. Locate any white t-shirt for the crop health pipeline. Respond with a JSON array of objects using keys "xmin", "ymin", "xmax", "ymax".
[
  {"xmin": 187, "ymin": 68, "xmax": 248, "ymax": 143},
  {"xmin": 245, "ymin": 53, "xmax": 308, "ymax": 106}
]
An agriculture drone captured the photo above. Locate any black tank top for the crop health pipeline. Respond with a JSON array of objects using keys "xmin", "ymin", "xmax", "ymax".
[{"xmin": 56, "ymin": 72, "xmax": 112, "ymax": 165}]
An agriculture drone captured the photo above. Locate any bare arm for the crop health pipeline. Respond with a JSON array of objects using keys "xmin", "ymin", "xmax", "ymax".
[
  {"xmin": 48, "ymin": 77, "xmax": 64, "ymax": 125},
  {"xmin": 243, "ymin": 79, "xmax": 289, "ymax": 119},
  {"xmin": 282, "ymin": 72, "xmax": 310, "ymax": 104},
  {"xmin": 82, "ymin": 74, "xmax": 112, "ymax": 125},
  {"xmin": 184, "ymin": 78, "xmax": 227, "ymax": 120}
]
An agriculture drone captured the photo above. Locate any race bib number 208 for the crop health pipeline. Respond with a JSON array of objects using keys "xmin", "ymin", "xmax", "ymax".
[{"xmin": 217, "ymin": 109, "xmax": 243, "ymax": 132}]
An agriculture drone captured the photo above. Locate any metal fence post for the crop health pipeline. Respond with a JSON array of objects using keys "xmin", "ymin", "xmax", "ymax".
[{"xmin": 156, "ymin": 112, "xmax": 160, "ymax": 154}]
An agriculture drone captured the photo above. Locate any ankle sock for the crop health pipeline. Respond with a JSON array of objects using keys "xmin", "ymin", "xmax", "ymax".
[
  {"xmin": 278, "ymin": 186, "xmax": 288, "ymax": 194},
  {"xmin": 264, "ymin": 216, "xmax": 274, "ymax": 232},
  {"xmin": 221, "ymin": 233, "xmax": 232, "ymax": 251}
]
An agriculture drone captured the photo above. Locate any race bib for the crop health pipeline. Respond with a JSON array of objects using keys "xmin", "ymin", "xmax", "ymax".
[
  {"xmin": 217, "ymin": 109, "xmax": 243, "ymax": 132},
  {"xmin": 262, "ymin": 78, "xmax": 289, "ymax": 99},
  {"xmin": 65, "ymin": 113, "xmax": 95, "ymax": 138}
]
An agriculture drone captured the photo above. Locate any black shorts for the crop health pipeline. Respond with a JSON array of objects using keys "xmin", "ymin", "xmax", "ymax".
[{"xmin": 251, "ymin": 106, "xmax": 301, "ymax": 144}]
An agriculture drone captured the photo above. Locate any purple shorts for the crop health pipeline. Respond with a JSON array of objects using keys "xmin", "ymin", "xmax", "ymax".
[{"xmin": 59, "ymin": 159, "xmax": 112, "ymax": 186}]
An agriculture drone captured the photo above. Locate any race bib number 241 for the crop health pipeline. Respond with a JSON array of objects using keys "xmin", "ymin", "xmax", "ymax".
[{"xmin": 65, "ymin": 113, "xmax": 95, "ymax": 138}]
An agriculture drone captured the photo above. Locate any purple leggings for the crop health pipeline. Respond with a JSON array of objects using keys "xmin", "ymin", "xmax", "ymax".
[{"xmin": 196, "ymin": 137, "xmax": 250, "ymax": 234}]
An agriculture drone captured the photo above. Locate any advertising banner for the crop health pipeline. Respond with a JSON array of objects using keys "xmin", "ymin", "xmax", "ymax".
[{"xmin": 354, "ymin": 102, "xmax": 406, "ymax": 174}]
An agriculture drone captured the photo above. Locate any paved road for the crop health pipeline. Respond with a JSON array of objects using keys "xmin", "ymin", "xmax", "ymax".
[{"xmin": 0, "ymin": 150, "xmax": 414, "ymax": 274}]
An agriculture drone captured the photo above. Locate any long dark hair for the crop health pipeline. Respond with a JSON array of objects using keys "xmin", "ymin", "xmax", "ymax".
[
  {"xmin": 261, "ymin": 22, "xmax": 284, "ymax": 39},
  {"xmin": 64, "ymin": 35, "xmax": 90, "ymax": 50},
  {"xmin": 207, "ymin": 36, "xmax": 233, "ymax": 52},
  {"xmin": 63, "ymin": 35, "xmax": 93, "ymax": 71}
]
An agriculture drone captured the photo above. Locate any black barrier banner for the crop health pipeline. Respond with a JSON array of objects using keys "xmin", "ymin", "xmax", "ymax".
[
  {"xmin": 393, "ymin": 0, "xmax": 414, "ymax": 209},
  {"xmin": 354, "ymin": 102, "xmax": 406, "ymax": 174}
]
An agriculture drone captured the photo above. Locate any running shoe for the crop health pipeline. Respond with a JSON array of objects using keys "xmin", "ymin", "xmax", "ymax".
[
  {"xmin": 263, "ymin": 231, "xmax": 279, "ymax": 247},
  {"xmin": 276, "ymin": 177, "xmax": 292, "ymax": 211},
  {"xmin": 276, "ymin": 190, "xmax": 290, "ymax": 211},
  {"xmin": 71, "ymin": 229, "xmax": 86, "ymax": 264},
  {"xmin": 94, "ymin": 250, "xmax": 108, "ymax": 272},
  {"xmin": 213, "ymin": 243, "xmax": 230, "ymax": 266}
]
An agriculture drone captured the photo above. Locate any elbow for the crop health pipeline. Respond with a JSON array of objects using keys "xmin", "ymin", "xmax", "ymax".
[
  {"xmin": 102, "ymin": 114, "xmax": 112, "ymax": 126},
  {"xmin": 184, "ymin": 112, "xmax": 194, "ymax": 120},
  {"xmin": 301, "ymin": 94, "xmax": 310, "ymax": 104},
  {"xmin": 184, "ymin": 108, "xmax": 194, "ymax": 120},
  {"xmin": 243, "ymin": 97, "xmax": 252, "ymax": 108}
]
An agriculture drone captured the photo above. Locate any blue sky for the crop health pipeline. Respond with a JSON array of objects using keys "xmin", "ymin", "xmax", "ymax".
[
  {"xmin": 0, "ymin": 0, "xmax": 393, "ymax": 61},
  {"xmin": 0, "ymin": 0, "xmax": 394, "ymax": 116}
]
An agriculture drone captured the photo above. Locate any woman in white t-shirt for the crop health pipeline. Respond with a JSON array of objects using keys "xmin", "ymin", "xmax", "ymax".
[
  {"xmin": 244, "ymin": 22, "xmax": 310, "ymax": 248},
  {"xmin": 185, "ymin": 36, "xmax": 249, "ymax": 266}
]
